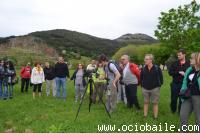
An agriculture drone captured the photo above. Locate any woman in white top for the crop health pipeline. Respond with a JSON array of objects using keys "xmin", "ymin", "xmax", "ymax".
[{"xmin": 31, "ymin": 62, "xmax": 45, "ymax": 99}]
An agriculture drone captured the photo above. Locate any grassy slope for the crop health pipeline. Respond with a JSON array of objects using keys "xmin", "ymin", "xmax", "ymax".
[
  {"xmin": 0, "ymin": 71, "xmax": 195, "ymax": 133},
  {"xmin": 112, "ymin": 44, "xmax": 161, "ymax": 61},
  {"xmin": 0, "ymin": 47, "xmax": 57, "ymax": 67}
]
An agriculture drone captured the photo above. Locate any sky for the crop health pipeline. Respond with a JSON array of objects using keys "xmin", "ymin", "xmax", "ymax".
[{"xmin": 0, "ymin": 0, "xmax": 199, "ymax": 39}]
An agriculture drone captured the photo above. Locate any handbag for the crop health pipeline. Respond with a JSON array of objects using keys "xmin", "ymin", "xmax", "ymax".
[
  {"xmin": 12, "ymin": 76, "xmax": 19, "ymax": 85},
  {"xmin": 179, "ymin": 87, "xmax": 191, "ymax": 99}
]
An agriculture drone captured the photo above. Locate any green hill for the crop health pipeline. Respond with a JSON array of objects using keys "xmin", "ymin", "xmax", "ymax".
[
  {"xmin": 115, "ymin": 33, "xmax": 159, "ymax": 44},
  {"xmin": 29, "ymin": 29, "xmax": 121, "ymax": 58},
  {"xmin": 113, "ymin": 44, "xmax": 162, "ymax": 64},
  {"xmin": 0, "ymin": 29, "xmax": 158, "ymax": 65}
]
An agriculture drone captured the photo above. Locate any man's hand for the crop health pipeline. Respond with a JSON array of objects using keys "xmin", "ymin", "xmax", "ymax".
[
  {"xmin": 179, "ymin": 71, "xmax": 185, "ymax": 76},
  {"xmin": 112, "ymin": 81, "xmax": 117, "ymax": 88}
]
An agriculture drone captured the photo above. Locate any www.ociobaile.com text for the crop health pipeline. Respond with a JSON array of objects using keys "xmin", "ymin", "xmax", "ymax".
[{"xmin": 97, "ymin": 123, "xmax": 200, "ymax": 132}]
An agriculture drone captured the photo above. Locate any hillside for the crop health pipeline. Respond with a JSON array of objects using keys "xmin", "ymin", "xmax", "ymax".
[
  {"xmin": 0, "ymin": 36, "xmax": 58, "ymax": 66},
  {"xmin": 0, "ymin": 29, "xmax": 159, "ymax": 64},
  {"xmin": 115, "ymin": 33, "xmax": 158, "ymax": 44},
  {"xmin": 29, "ymin": 29, "xmax": 122, "ymax": 58}
]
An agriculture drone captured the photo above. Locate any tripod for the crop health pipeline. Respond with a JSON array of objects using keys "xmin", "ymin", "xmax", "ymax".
[{"xmin": 74, "ymin": 78, "xmax": 111, "ymax": 121}]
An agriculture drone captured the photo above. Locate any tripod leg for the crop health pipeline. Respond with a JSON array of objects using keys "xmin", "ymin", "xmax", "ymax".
[
  {"xmin": 99, "ymin": 97, "xmax": 111, "ymax": 118},
  {"xmin": 74, "ymin": 83, "xmax": 89, "ymax": 121},
  {"xmin": 92, "ymin": 81, "xmax": 111, "ymax": 118},
  {"xmin": 89, "ymin": 81, "xmax": 93, "ymax": 112}
]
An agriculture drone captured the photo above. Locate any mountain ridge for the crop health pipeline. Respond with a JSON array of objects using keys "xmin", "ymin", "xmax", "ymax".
[{"xmin": 0, "ymin": 29, "xmax": 159, "ymax": 58}]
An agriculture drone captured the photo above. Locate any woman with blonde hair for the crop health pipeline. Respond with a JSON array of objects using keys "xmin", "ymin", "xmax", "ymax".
[
  {"xmin": 180, "ymin": 52, "xmax": 200, "ymax": 132},
  {"xmin": 31, "ymin": 62, "xmax": 45, "ymax": 99}
]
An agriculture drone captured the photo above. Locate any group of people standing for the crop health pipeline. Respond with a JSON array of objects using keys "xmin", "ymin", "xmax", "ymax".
[
  {"xmin": 20, "ymin": 57, "xmax": 69, "ymax": 100},
  {"xmin": 98, "ymin": 50, "xmax": 200, "ymax": 133},
  {"xmin": 70, "ymin": 60, "xmax": 107, "ymax": 103},
  {"xmin": 76, "ymin": 50, "xmax": 199, "ymax": 132},
  {"xmin": 168, "ymin": 50, "xmax": 200, "ymax": 132},
  {"xmin": 1, "ymin": 49, "xmax": 199, "ymax": 132},
  {"xmin": 97, "ymin": 54, "xmax": 163, "ymax": 119},
  {"xmin": 69, "ymin": 53, "xmax": 163, "ymax": 119}
]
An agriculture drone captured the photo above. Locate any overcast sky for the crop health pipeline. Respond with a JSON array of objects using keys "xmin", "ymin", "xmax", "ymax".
[{"xmin": 0, "ymin": 0, "xmax": 199, "ymax": 39}]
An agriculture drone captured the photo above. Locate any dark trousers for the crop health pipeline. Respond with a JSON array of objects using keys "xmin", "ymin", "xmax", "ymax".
[
  {"xmin": 125, "ymin": 84, "xmax": 140, "ymax": 109},
  {"xmin": 33, "ymin": 83, "xmax": 42, "ymax": 92},
  {"xmin": 170, "ymin": 82, "xmax": 182, "ymax": 113},
  {"xmin": 21, "ymin": 78, "xmax": 30, "ymax": 92}
]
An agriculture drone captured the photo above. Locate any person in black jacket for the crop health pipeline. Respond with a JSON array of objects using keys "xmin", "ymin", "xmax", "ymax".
[
  {"xmin": 168, "ymin": 49, "xmax": 190, "ymax": 113},
  {"xmin": 70, "ymin": 63, "xmax": 87, "ymax": 102},
  {"xmin": 140, "ymin": 54, "xmax": 163, "ymax": 119},
  {"xmin": 44, "ymin": 62, "xmax": 56, "ymax": 97},
  {"xmin": 54, "ymin": 57, "xmax": 70, "ymax": 101}
]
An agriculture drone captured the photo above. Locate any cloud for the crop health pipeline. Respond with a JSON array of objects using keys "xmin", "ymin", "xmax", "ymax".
[{"xmin": 0, "ymin": 0, "xmax": 198, "ymax": 39}]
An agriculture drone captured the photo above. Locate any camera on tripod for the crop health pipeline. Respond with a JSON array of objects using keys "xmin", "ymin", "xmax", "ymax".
[{"xmin": 85, "ymin": 69, "xmax": 99, "ymax": 79}]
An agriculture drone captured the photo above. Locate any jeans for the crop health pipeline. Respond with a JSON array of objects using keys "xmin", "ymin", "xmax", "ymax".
[
  {"xmin": 8, "ymin": 84, "xmax": 13, "ymax": 98},
  {"xmin": 55, "ymin": 77, "xmax": 67, "ymax": 99},
  {"xmin": 170, "ymin": 82, "xmax": 182, "ymax": 113},
  {"xmin": 3, "ymin": 81, "xmax": 8, "ymax": 99},
  {"xmin": 0, "ymin": 80, "xmax": 3, "ymax": 98}
]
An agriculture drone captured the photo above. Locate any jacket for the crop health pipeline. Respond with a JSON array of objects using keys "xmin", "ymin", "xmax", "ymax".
[
  {"xmin": 181, "ymin": 67, "xmax": 200, "ymax": 94},
  {"xmin": 140, "ymin": 65, "xmax": 163, "ymax": 90},
  {"xmin": 70, "ymin": 69, "xmax": 87, "ymax": 87},
  {"xmin": 0, "ymin": 65, "xmax": 5, "ymax": 80},
  {"xmin": 4, "ymin": 68, "xmax": 16, "ymax": 84},
  {"xmin": 20, "ymin": 66, "xmax": 31, "ymax": 79},
  {"xmin": 44, "ymin": 66, "xmax": 55, "ymax": 80},
  {"xmin": 31, "ymin": 67, "xmax": 45, "ymax": 84},
  {"xmin": 168, "ymin": 60, "xmax": 190, "ymax": 84},
  {"xmin": 54, "ymin": 62, "xmax": 69, "ymax": 78},
  {"xmin": 93, "ymin": 67, "xmax": 106, "ymax": 83}
]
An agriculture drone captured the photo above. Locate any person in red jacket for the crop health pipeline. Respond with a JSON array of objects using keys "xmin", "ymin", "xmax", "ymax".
[
  {"xmin": 121, "ymin": 55, "xmax": 141, "ymax": 109},
  {"xmin": 20, "ymin": 62, "xmax": 32, "ymax": 93}
]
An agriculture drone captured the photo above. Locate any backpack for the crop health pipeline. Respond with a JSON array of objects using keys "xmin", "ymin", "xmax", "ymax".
[
  {"xmin": 129, "ymin": 63, "xmax": 141, "ymax": 82},
  {"xmin": 154, "ymin": 65, "xmax": 162, "ymax": 86},
  {"xmin": 106, "ymin": 60, "xmax": 120, "ymax": 74}
]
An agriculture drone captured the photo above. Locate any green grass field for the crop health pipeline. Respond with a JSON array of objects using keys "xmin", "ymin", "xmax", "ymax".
[{"xmin": 0, "ymin": 71, "xmax": 196, "ymax": 133}]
